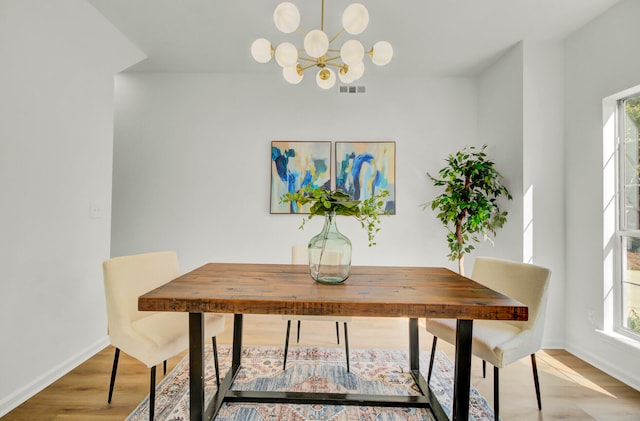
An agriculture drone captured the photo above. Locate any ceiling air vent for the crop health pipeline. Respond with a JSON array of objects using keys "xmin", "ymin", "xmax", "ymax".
[{"xmin": 339, "ymin": 85, "xmax": 366, "ymax": 94}]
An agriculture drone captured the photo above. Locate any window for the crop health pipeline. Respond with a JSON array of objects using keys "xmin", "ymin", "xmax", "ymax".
[{"xmin": 618, "ymin": 92, "xmax": 640, "ymax": 338}]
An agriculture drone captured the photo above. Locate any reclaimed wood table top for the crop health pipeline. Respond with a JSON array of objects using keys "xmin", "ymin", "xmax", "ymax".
[{"xmin": 139, "ymin": 263, "xmax": 527, "ymax": 322}]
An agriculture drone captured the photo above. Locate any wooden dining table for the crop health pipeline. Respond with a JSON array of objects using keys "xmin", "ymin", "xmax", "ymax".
[{"xmin": 138, "ymin": 263, "xmax": 528, "ymax": 421}]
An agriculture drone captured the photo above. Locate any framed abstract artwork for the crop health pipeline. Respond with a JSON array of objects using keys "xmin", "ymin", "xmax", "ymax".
[
  {"xmin": 271, "ymin": 141, "xmax": 331, "ymax": 213},
  {"xmin": 335, "ymin": 141, "xmax": 396, "ymax": 214}
]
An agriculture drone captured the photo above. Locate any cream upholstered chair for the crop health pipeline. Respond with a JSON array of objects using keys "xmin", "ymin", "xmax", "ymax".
[
  {"xmin": 426, "ymin": 257, "xmax": 551, "ymax": 421},
  {"xmin": 103, "ymin": 251, "xmax": 225, "ymax": 421},
  {"xmin": 283, "ymin": 244, "xmax": 352, "ymax": 372}
]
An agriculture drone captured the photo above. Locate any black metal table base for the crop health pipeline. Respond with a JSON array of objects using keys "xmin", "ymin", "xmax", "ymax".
[{"xmin": 189, "ymin": 314, "xmax": 472, "ymax": 421}]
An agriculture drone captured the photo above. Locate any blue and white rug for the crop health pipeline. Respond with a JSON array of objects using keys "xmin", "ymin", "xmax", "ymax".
[{"xmin": 126, "ymin": 345, "xmax": 495, "ymax": 421}]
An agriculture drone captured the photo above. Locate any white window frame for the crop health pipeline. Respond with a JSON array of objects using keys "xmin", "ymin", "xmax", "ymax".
[{"xmin": 616, "ymin": 92, "xmax": 640, "ymax": 341}]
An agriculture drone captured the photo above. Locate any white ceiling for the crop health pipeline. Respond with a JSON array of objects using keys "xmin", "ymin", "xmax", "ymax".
[{"xmin": 88, "ymin": 0, "xmax": 620, "ymax": 76}]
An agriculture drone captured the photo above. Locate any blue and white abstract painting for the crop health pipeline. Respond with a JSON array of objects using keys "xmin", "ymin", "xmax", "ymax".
[
  {"xmin": 336, "ymin": 141, "xmax": 396, "ymax": 214},
  {"xmin": 271, "ymin": 141, "xmax": 331, "ymax": 213}
]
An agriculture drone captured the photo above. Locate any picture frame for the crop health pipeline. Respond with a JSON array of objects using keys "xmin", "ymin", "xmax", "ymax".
[
  {"xmin": 270, "ymin": 140, "xmax": 332, "ymax": 214},
  {"xmin": 335, "ymin": 141, "xmax": 396, "ymax": 214}
]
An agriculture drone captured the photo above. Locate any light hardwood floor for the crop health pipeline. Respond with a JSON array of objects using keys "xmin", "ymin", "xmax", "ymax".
[{"xmin": 3, "ymin": 315, "xmax": 640, "ymax": 420}]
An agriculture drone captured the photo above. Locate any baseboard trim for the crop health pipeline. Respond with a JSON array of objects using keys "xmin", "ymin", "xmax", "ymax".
[
  {"xmin": 0, "ymin": 336, "xmax": 110, "ymax": 417},
  {"xmin": 565, "ymin": 343, "xmax": 640, "ymax": 392}
]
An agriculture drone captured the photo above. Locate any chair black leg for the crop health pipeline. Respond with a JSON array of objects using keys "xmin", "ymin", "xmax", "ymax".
[
  {"xmin": 283, "ymin": 320, "xmax": 292, "ymax": 370},
  {"xmin": 531, "ymin": 353, "xmax": 542, "ymax": 410},
  {"xmin": 493, "ymin": 366, "xmax": 499, "ymax": 421},
  {"xmin": 343, "ymin": 322, "xmax": 350, "ymax": 373},
  {"xmin": 427, "ymin": 336, "xmax": 438, "ymax": 383},
  {"xmin": 296, "ymin": 320, "xmax": 301, "ymax": 343},
  {"xmin": 107, "ymin": 348, "xmax": 120, "ymax": 403},
  {"xmin": 483, "ymin": 360, "xmax": 486, "ymax": 378},
  {"xmin": 149, "ymin": 366, "xmax": 157, "ymax": 421},
  {"xmin": 336, "ymin": 321, "xmax": 340, "ymax": 344},
  {"xmin": 163, "ymin": 360, "xmax": 167, "ymax": 376},
  {"xmin": 212, "ymin": 336, "xmax": 220, "ymax": 387}
]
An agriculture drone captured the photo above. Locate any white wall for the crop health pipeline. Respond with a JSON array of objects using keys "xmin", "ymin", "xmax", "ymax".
[
  {"xmin": 477, "ymin": 43, "xmax": 524, "ymax": 265},
  {"xmin": 476, "ymin": 40, "xmax": 567, "ymax": 349},
  {"xmin": 0, "ymin": 0, "xmax": 144, "ymax": 415},
  {"xmin": 522, "ymin": 41, "xmax": 567, "ymax": 348},
  {"xmin": 111, "ymin": 73, "xmax": 515, "ymax": 273},
  {"xmin": 565, "ymin": 0, "xmax": 640, "ymax": 390}
]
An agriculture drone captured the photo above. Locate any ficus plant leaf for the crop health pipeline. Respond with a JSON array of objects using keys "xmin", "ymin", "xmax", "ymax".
[
  {"xmin": 281, "ymin": 187, "xmax": 390, "ymax": 247},
  {"xmin": 423, "ymin": 144, "xmax": 512, "ymax": 275}
]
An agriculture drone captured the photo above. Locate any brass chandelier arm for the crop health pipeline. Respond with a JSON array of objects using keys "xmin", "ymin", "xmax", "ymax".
[
  {"xmin": 324, "ymin": 55, "xmax": 342, "ymax": 63},
  {"xmin": 329, "ymin": 29, "xmax": 344, "ymax": 44},
  {"xmin": 325, "ymin": 62, "xmax": 345, "ymax": 69},
  {"xmin": 297, "ymin": 56, "xmax": 344, "ymax": 71},
  {"xmin": 297, "ymin": 54, "xmax": 341, "ymax": 64}
]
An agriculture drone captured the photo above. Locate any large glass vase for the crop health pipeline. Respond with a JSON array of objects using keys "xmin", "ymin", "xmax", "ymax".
[{"xmin": 308, "ymin": 212, "xmax": 352, "ymax": 284}]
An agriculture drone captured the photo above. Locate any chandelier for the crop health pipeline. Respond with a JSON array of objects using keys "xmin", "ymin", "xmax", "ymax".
[{"xmin": 250, "ymin": 1, "xmax": 393, "ymax": 90}]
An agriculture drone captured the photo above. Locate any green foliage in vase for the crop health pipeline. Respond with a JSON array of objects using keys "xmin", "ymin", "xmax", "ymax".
[
  {"xmin": 423, "ymin": 144, "xmax": 512, "ymax": 275},
  {"xmin": 280, "ymin": 187, "xmax": 390, "ymax": 246}
]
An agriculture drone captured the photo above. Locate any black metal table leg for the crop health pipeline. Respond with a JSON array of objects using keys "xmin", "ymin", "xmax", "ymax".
[
  {"xmin": 202, "ymin": 314, "xmax": 244, "ymax": 421},
  {"xmin": 409, "ymin": 318, "xmax": 420, "ymax": 372},
  {"xmin": 189, "ymin": 313, "xmax": 205, "ymax": 421},
  {"xmin": 453, "ymin": 319, "xmax": 473, "ymax": 421},
  {"xmin": 408, "ymin": 318, "xmax": 448, "ymax": 421},
  {"xmin": 191, "ymin": 315, "xmax": 452, "ymax": 421},
  {"xmin": 232, "ymin": 314, "xmax": 243, "ymax": 372}
]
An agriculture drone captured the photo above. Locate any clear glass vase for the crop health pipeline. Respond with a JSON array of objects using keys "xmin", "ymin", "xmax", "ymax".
[{"xmin": 308, "ymin": 212, "xmax": 352, "ymax": 284}]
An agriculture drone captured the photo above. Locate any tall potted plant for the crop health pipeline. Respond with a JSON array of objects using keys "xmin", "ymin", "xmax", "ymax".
[
  {"xmin": 281, "ymin": 187, "xmax": 389, "ymax": 283},
  {"xmin": 424, "ymin": 145, "xmax": 512, "ymax": 275}
]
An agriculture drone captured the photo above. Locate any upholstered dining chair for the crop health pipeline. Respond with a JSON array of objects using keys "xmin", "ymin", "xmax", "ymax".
[
  {"xmin": 425, "ymin": 257, "xmax": 551, "ymax": 421},
  {"xmin": 282, "ymin": 244, "xmax": 352, "ymax": 372},
  {"xmin": 103, "ymin": 251, "xmax": 226, "ymax": 421}
]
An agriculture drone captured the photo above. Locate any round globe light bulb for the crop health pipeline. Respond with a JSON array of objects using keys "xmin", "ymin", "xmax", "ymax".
[
  {"xmin": 316, "ymin": 68, "xmax": 336, "ymax": 90},
  {"xmin": 283, "ymin": 64, "xmax": 304, "ymax": 84},
  {"xmin": 347, "ymin": 60, "xmax": 364, "ymax": 81},
  {"xmin": 338, "ymin": 65, "xmax": 354, "ymax": 83},
  {"xmin": 251, "ymin": 38, "xmax": 273, "ymax": 63},
  {"xmin": 371, "ymin": 41, "xmax": 393, "ymax": 66},
  {"xmin": 304, "ymin": 30, "xmax": 329, "ymax": 58},
  {"xmin": 342, "ymin": 3, "xmax": 369, "ymax": 35},
  {"xmin": 273, "ymin": 2, "xmax": 300, "ymax": 34},
  {"xmin": 340, "ymin": 39, "xmax": 365, "ymax": 66},
  {"xmin": 275, "ymin": 42, "xmax": 298, "ymax": 67}
]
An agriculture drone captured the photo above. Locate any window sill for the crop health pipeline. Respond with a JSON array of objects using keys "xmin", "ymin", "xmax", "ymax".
[{"xmin": 594, "ymin": 329, "xmax": 640, "ymax": 351}]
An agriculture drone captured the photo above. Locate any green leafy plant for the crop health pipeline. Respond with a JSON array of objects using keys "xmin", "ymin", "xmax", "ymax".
[
  {"xmin": 424, "ymin": 145, "xmax": 512, "ymax": 275},
  {"xmin": 280, "ymin": 187, "xmax": 390, "ymax": 246}
]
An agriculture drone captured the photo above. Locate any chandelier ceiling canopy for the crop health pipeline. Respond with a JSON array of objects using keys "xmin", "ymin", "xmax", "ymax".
[{"xmin": 251, "ymin": 1, "xmax": 393, "ymax": 90}]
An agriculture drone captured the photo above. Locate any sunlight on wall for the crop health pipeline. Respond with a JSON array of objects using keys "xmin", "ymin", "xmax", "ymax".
[
  {"xmin": 602, "ymin": 110, "xmax": 616, "ymax": 246},
  {"xmin": 603, "ymin": 250, "xmax": 614, "ymax": 330},
  {"xmin": 523, "ymin": 184, "xmax": 533, "ymax": 264},
  {"xmin": 602, "ymin": 103, "xmax": 617, "ymax": 331}
]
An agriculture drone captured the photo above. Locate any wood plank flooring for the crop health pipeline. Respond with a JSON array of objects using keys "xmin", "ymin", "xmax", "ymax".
[{"xmin": 2, "ymin": 315, "xmax": 640, "ymax": 420}]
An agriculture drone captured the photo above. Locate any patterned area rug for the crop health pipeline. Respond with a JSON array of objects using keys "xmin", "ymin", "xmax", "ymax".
[{"xmin": 126, "ymin": 345, "xmax": 495, "ymax": 421}]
